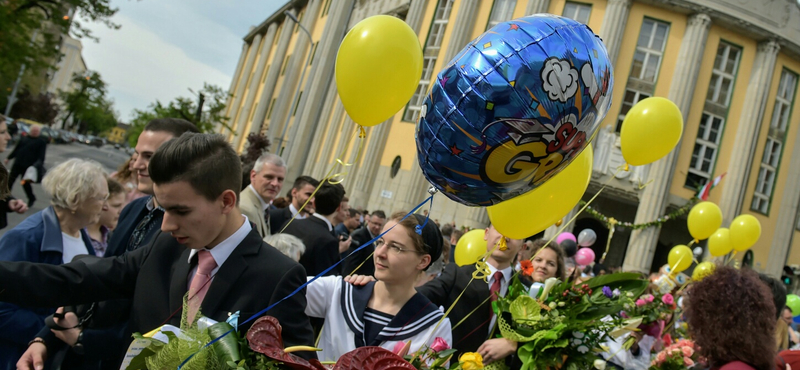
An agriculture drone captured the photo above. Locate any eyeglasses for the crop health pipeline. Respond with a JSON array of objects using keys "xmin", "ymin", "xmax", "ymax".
[{"xmin": 374, "ymin": 239, "xmax": 421, "ymax": 255}]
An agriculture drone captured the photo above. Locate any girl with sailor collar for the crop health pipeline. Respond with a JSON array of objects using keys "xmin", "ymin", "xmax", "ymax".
[{"xmin": 304, "ymin": 212, "xmax": 452, "ymax": 362}]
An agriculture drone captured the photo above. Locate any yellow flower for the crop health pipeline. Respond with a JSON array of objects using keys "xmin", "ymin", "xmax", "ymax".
[{"xmin": 459, "ymin": 352, "xmax": 484, "ymax": 370}]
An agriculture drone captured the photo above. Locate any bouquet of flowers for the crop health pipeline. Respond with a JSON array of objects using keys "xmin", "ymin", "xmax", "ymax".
[
  {"xmin": 649, "ymin": 339, "xmax": 703, "ymax": 370},
  {"xmin": 621, "ymin": 291, "xmax": 677, "ymax": 338},
  {"xmin": 492, "ymin": 272, "xmax": 649, "ymax": 370}
]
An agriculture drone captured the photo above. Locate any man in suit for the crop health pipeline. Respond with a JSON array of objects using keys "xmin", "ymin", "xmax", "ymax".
[
  {"xmin": 5, "ymin": 124, "xmax": 47, "ymax": 206},
  {"xmin": 11, "ymin": 133, "xmax": 316, "ymax": 370},
  {"xmin": 240, "ymin": 153, "xmax": 285, "ymax": 237},
  {"xmin": 269, "ymin": 175, "xmax": 318, "ymax": 233},
  {"xmin": 281, "ymin": 181, "xmax": 349, "ymax": 277},
  {"xmin": 341, "ymin": 210, "xmax": 386, "ymax": 277},
  {"xmin": 334, "ymin": 207, "xmax": 361, "ymax": 237}
]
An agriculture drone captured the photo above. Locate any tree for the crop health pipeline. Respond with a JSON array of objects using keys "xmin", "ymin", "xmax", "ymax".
[
  {"xmin": 127, "ymin": 83, "xmax": 230, "ymax": 147},
  {"xmin": 0, "ymin": 0, "xmax": 119, "ymax": 86},
  {"xmin": 8, "ymin": 90, "xmax": 59, "ymax": 125},
  {"xmin": 58, "ymin": 70, "xmax": 117, "ymax": 134}
]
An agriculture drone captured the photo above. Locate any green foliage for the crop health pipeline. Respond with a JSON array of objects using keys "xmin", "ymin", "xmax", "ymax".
[
  {"xmin": 58, "ymin": 70, "xmax": 118, "ymax": 134},
  {"xmin": 127, "ymin": 83, "xmax": 230, "ymax": 147}
]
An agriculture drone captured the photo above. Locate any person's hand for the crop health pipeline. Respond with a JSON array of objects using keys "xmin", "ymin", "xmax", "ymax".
[
  {"xmin": 8, "ymin": 199, "xmax": 27, "ymax": 213},
  {"xmin": 338, "ymin": 236, "xmax": 352, "ymax": 254},
  {"xmin": 51, "ymin": 307, "xmax": 81, "ymax": 346},
  {"xmin": 16, "ymin": 340, "xmax": 46, "ymax": 370},
  {"xmin": 344, "ymin": 274, "xmax": 375, "ymax": 286},
  {"xmin": 477, "ymin": 338, "xmax": 517, "ymax": 364}
]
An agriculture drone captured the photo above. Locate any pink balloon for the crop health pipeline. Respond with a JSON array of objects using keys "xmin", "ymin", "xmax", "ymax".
[
  {"xmin": 574, "ymin": 248, "xmax": 596, "ymax": 266},
  {"xmin": 556, "ymin": 232, "xmax": 576, "ymax": 245}
]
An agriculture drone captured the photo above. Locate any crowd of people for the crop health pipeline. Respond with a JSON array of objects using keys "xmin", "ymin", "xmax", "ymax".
[{"xmin": 0, "ymin": 116, "xmax": 794, "ymax": 370}]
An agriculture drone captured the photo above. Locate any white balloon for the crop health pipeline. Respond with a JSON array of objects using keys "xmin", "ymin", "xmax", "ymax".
[
  {"xmin": 693, "ymin": 247, "xmax": 703, "ymax": 256},
  {"xmin": 577, "ymin": 228, "xmax": 597, "ymax": 247}
]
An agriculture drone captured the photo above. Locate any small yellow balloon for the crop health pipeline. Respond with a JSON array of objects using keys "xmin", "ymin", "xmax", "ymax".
[
  {"xmin": 488, "ymin": 145, "xmax": 593, "ymax": 239},
  {"xmin": 454, "ymin": 229, "xmax": 488, "ymax": 266},
  {"xmin": 687, "ymin": 202, "xmax": 723, "ymax": 241},
  {"xmin": 730, "ymin": 214, "xmax": 761, "ymax": 252},
  {"xmin": 707, "ymin": 228, "xmax": 732, "ymax": 257},
  {"xmin": 668, "ymin": 245, "xmax": 693, "ymax": 274},
  {"xmin": 335, "ymin": 15, "xmax": 423, "ymax": 126},
  {"xmin": 620, "ymin": 97, "xmax": 683, "ymax": 166},
  {"xmin": 692, "ymin": 261, "xmax": 716, "ymax": 281}
]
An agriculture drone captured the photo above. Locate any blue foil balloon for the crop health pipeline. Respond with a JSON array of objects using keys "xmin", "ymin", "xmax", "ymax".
[{"xmin": 416, "ymin": 15, "xmax": 613, "ymax": 206}]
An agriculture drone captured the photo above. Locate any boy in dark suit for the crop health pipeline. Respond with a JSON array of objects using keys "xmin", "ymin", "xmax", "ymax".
[{"xmin": 7, "ymin": 133, "xmax": 316, "ymax": 370}]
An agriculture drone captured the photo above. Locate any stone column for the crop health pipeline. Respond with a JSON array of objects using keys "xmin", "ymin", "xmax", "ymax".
[
  {"xmin": 406, "ymin": 0, "xmax": 430, "ymax": 33},
  {"xmin": 348, "ymin": 119, "xmax": 392, "ymax": 207},
  {"xmin": 766, "ymin": 128, "xmax": 800, "ymax": 277},
  {"xmin": 526, "ymin": 0, "xmax": 551, "ymax": 15},
  {"xmin": 231, "ymin": 28, "xmax": 276, "ymax": 151},
  {"xmin": 266, "ymin": 0, "xmax": 321, "ymax": 151},
  {"xmin": 622, "ymin": 13, "xmax": 711, "ymax": 273},
  {"xmin": 598, "ymin": 0, "xmax": 632, "ymax": 66},
  {"xmin": 718, "ymin": 40, "xmax": 781, "ymax": 225},
  {"xmin": 220, "ymin": 42, "xmax": 248, "ymax": 134},
  {"xmin": 443, "ymin": 0, "xmax": 480, "ymax": 63},
  {"xmin": 283, "ymin": 0, "xmax": 354, "ymax": 183},
  {"xmin": 253, "ymin": 17, "xmax": 294, "ymax": 142},
  {"xmin": 306, "ymin": 87, "xmax": 345, "ymax": 179},
  {"xmin": 244, "ymin": 23, "xmax": 278, "ymax": 137},
  {"xmin": 225, "ymin": 33, "xmax": 260, "ymax": 143}
]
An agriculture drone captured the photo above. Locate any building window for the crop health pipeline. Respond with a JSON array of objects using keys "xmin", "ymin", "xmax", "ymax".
[
  {"xmin": 266, "ymin": 98, "xmax": 277, "ymax": 119},
  {"xmin": 292, "ymin": 91, "xmax": 303, "ymax": 116},
  {"xmin": 685, "ymin": 113, "xmax": 724, "ymax": 188},
  {"xmin": 706, "ymin": 43, "xmax": 741, "ymax": 107},
  {"xmin": 752, "ymin": 69, "xmax": 798, "ymax": 214},
  {"xmin": 562, "ymin": 2, "xmax": 591, "ymax": 24},
  {"xmin": 294, "ymin": 10, "xmax": 305, "ymax": 33},
  {"xmin": 321, "ymin": 0, "xmax": 332, "ymax": 17},
  {"xmin": 403, "ymin": 0, "xmax": 455, "ymax": 123},
  {"xmin": 615, "ymin": 89, "xmax": 650, "ymax": 132},
  {"xmin": 486, "ymin": 0, "xmax": 517, "ymax": 30},
  {"xmin": 630, "ymin": 19, "xmax": 669, "ymax": 83},
  {"xmin": 262, "ymin": 64, "xmax": 270, "ymax": 83},
  {"xmin": 281, "ymin": 54, "xmax": 291, "ymax": 76},
  {"xmin": 309, "ymin": 42, "xmax": 319, "ymax": 65}
]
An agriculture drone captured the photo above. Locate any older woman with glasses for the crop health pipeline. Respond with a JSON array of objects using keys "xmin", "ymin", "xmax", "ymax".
[
  {"xmin": 0, "ymin": 158, "xmax": 108, "ymax": 369},
  {"xmin": 305, "ymin": 212, "xmax": 452, "ymax": 362}
]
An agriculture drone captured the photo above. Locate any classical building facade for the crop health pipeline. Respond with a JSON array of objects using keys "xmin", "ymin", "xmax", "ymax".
[{"xmin": 222, "ymin": 0, "xmax": 800, "ymax": 277}]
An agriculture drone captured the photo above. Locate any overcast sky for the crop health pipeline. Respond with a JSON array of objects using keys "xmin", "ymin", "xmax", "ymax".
[{"xmin": 82, "ymin": 1, "xmax": 286, "ymax": 121}]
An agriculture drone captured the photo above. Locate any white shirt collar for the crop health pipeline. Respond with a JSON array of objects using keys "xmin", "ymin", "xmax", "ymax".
[
  {"xmin": 187, "ymin": 215, "xmax": 253, "ymax": 275},
  {"xmin": 289, "ymin": 203, "xmax": 307, "ymax": 219},
  {"xmin": 247, "ymin": 185, "xmax": 269, "ymax": 212},
  {"xmin": 312, "ymin": 212, "xmax": 333, "ymax": 232},
  {"xmin": 146, "ymin": 196, "xmax": 156, "ymax": 211},
  {"xmin": 486, "ymin": 263, "xmax": 513, "ymax": 285}
]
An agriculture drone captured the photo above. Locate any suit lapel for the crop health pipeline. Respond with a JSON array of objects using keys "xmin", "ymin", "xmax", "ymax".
[
  {"xmin": 169, "ymin": 248, "xmax": 193, "ymax": 318},
  {"xmin": 200, "ymin": 229, "xmax": 259, "ymax": 319}
]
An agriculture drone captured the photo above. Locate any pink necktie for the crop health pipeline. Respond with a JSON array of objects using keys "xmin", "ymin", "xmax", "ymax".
[{"xmin": 187, "ymin": 250, "xmax": 216, "ymax": 323}]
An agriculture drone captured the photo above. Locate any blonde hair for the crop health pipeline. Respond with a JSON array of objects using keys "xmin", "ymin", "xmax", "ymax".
[{"xmin": 42, "ymin": 159, "xmax": 107, "ymax": 210}]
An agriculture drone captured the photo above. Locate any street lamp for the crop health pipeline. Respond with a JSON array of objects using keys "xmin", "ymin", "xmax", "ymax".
[{"xmin": 276, "ymin": 10, "xmax": 313, "ymax": 157}]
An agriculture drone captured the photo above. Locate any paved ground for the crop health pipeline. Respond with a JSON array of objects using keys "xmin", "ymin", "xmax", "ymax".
[{"xmin": 0, "ymin": 141, "xmax": 129, "ymax": 237}]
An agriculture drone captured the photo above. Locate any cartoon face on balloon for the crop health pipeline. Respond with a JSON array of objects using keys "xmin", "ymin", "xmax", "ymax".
[{"xmin": 416, "ymin": 15, "xmax": 613, "ymax": 206}]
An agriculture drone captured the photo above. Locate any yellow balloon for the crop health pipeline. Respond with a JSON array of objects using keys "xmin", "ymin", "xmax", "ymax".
[
  {"xmin": 687, "ymin": 202, "xmax": 723, "ymax": 241},
  {"xmin": 488, "ymin": 145, "xmax": 593, "ymax": 239},
  {"xmin": 455, "ymin": 229, "xmax": 488, "ymax": 266},
  {"xmin": 730, "ymin": 214, "xmax": 761, "ymax": 252},
  {"xmin": 707, "ymin": 228, "xmax": 732, "ymax": 257},
  {"xmin": 692, "ymin": 261, "xmax": 716, "ymax": 282},
  {"xmin": 620, "ymin": 97, "xmax": 683, "ymax": 166},
  {"xmin": 668, "ymin": 245, "xmax": 693, "ymax": 273},
  {"xmin": 335, "ymin": 15, "xmax": 423, "ymax": 126}
]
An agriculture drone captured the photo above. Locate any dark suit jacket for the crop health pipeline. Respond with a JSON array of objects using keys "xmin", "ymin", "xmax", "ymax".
[
  {"xmin": 268, "ymin": 206, "xmax": 292, "ymax": 234},
  {"xmin": 0, "ymin": 227, "xmax": 316, "ymax": 358},
  {"xmin": 416, "ymin": 263, "xmax": 492, "ymax": 357},
  {"xmin": 341, "ymin": 226, "xmax": 375, "ymax": 277},
  {"xmin": 105, "ymin": 196, "xmax": 153, "ymax": 257},
  {"xmin": 281, "ymin": 215, "xmax": 340, "ymax": 277},
  {"xmin": 8, "ymin": 136, "xmax": 46, "ymax": 172}
]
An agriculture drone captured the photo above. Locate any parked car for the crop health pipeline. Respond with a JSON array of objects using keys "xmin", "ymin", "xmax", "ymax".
[{"xmin": 87, "ymin": 135, "xmax": 104, "ymax": 147}]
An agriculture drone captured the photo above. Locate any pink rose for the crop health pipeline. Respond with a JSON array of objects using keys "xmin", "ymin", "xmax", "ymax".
[
  {"xmin": 636, "ymin": 299, "xmax": 647, "ymax": 307},
  {"xmin": 656, "ymin": 352, "xmax": 666, "ymax": 363},
  {"xmin": 431, "ymin": 337, "xmax": 450, "ymax": 353},
  {"xmin": 684, "ymin": 357, "xmax": 695, "ymax": 367},
  {"xmin": 662, "ymin": 293, "xmax": 674, "ymax": 305},
  {"xmin": 682, "ymin": 346, "xmax": 694, "ymax": 357},
  {"xmin": 645, "ymin": 294, "xmax": 654, "ymax": 303},
  {"xmin": 392, "ymin": 341, "xmax": 406, "ymax": 355}
]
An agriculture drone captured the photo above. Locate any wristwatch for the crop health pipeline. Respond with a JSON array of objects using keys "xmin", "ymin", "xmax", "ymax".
[{"xmin": 72, "ymin": 330, "xmax": 85, "ymax": 355}]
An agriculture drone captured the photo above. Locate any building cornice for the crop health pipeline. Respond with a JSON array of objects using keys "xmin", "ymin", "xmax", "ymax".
[{"xmin": 245, "ymin": 0, "xmax": 309, "ymax": 43}]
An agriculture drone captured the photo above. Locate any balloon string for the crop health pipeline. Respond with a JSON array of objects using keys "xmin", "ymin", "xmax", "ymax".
[
  {"xmin": 279, "ymin": 125, "xmax": 366, "ymax": 233},
  {"xmin": 599, "ymin": 218, "xmax": 617, "ymax": 264}
]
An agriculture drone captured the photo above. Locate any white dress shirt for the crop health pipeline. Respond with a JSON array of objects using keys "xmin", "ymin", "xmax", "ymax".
[
  {"xmin": 486, "ymin": 263, "xmax": 513, "ymax": 336},
  {"xmin": 187, "ymin": 216, "xmax": 252, "ymax": 288}
]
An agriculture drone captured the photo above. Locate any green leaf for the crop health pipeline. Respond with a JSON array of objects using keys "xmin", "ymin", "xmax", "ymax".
[
  {"xmin": 437, "ymin": 348, "xmax": 458, "ymax": 358},
  {"xmin": 209, "ymin": 321, "xmax": 242, "ymax": 363},
  {"xmin": 585, "ymin": 273, "xmax": 642, "ymax": 289}
]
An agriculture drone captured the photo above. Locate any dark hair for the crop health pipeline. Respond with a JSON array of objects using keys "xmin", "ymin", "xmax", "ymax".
[
  {"xmin": 144, "ymin": 118, "xmax": 200, "ymax": 138},
  {"xmin": 292, "ymin": 175, "xmax": 319, "ymax": 191},
  {"xmin": 529, "ymin": 239, "xmax": 567, "ymax": 281},
  {"xmin": 149, "ymin": 133, "xmax": 242, "ymax": 202},
  {"xmin": 685, "ymin": 265, "xmax": 776, "ymax": 370},
  {"xmin": 371, "ymin": 210, "xmax": 386, "ymax": 219},
  {"xmin": 390, "ymin": 212, "xmax": 443, "ymax": 270},
  {"xmin": 0, "ymin": 162, "xmax": 9, "ymax": 199},
  {"xmin": 759, "ymin": 273, "xmax": 787, "ymax": 320},
  {"xmin": 313, "ymin": 181, "xmax": 344, "ymax": 216},
  {"xmin": 441, "ymin": 223, "xmax": 454, "ymax": 238},
  {"xmin": 113, "ymin": 156, "xmax": 135, "ymax": 184},
  {"xmin": 348, "ymin": 208, "xmax": 361, "ymax": 218},
  {"xmin": 451, "ymin": 228, "xmax": 464, "ymax": 241},
  {"xmin": 106, "ymin": 178, "xmax": 125, "ymax": 196},
  {"xmin": 342, "ymin": 196, "xmax": 349, "ymax": 203}
]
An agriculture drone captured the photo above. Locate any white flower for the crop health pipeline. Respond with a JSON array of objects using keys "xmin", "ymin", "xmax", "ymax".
[
  {"xmin": 549, "ymin": 302, "xmax": 557, "ymax": 309},
  {"xmin": 594, "ymin": 359, "xmax": 607, "ymax": 370},
  {"xmin": 573, "ymin": 338, "xmax": 583, "ymax": 346},
  {"xmin": 609, "ymin": 317, "xmax": 644, "ymax": 339},
  {"xmin": 558, "ymin": 301, "xmax": 565, "ymax": 307},
  {"xmin": 578, "ymin": 345, "xmax": 589, "ymax": 354},
  {"xmin": 626, "ymin": 292, "xmax": 634, "ymax": 297},
  {"xmin": 623, "ymin": 303, "xmax": 631, "ymax": 310},
  {"xmin": 539, "ymin": 277, "xmax": 560, "ymax": 301},
  {"xmin": 612, "ymin": 288, "xmax": 621, "ymax": 297},
  {"xmin": 572, "ymin": 331, "xmax": 585, "ymax": 339}
]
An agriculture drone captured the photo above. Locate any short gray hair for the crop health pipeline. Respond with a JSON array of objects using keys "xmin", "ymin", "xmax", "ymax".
[
  {"xmin": 264, "ymin": 233, "xmax": 305, "ymax": 262},
  {"xmin": 253, "ymin": 153, "xmax": 285, "ymax": 174},
  {"xmin": 42, "ymin": 159, "xmax": 107, "ymax": 210},
  {"xmin": 426, "ymin": 254, "xmax": 445, "ymax": 278}
]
